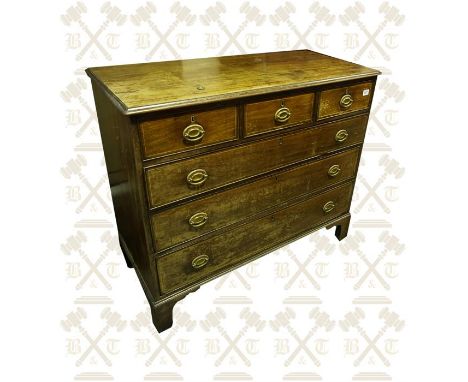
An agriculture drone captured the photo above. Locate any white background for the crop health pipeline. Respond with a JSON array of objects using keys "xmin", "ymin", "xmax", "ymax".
[{"xmin": 1, "ymin": 0, "xmax": 467, "ymax": 380}]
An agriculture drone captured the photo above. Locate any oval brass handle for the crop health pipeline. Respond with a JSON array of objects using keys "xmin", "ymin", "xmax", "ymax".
[
  {"xmin": 274, "ymin": 106, "xmax": 291, "ymax": 123},
  {"xmin": 186, "ymin": 169, "xmax": 208, "ymax": 187},
  {"xmin": 192, "ymin": 254, "xmax": 209, "ymax": 269},
  {"xmin": 183, "ymin": 123, "xmax": 205, "ymax": 143},
  {"xmin": 340, "ymin": 94, "xmax": 354, "ymax": 109},
  {"xmin": 323, "ymin": 201, "xmax": 335, "ymax": 213},
  {"xmin": 328, "ymin": 164, "xmax": 341, "ymax": 177},
  {"xmin": 189, "ymin": 212, "xmax": 208, "ymax": 228},
  {"xmin": 335, "ymin": 129, "xmax": 349, "ymax": 143}
]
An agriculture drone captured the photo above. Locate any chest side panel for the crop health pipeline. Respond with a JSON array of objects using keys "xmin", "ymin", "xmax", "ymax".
[{"xmin": 90, "ymin": 80, "xmax": 158, "ymax": 297}]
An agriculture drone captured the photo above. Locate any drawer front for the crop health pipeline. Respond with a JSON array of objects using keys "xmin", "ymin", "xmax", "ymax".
[
  {"xmin": 139, "ymin": 107, "xmax": 237, "ymax": 159},
  {"xmin": 146, "ymin": 114, "xmax": 367, "ymax": 208},
  {"xmin": 244, "ymin": 93, "xmax": 314, "ymax": 136},
  {"xmin": 157, "ymin": 182, "xmax": 354, "ymax": 293},
  {"xmin": 151, "ymin": 148, "xmax": 360, "ymax": 251},
  {"xmin": 318, "ymin": 82, "xmax": 373, "ymax": 120}
]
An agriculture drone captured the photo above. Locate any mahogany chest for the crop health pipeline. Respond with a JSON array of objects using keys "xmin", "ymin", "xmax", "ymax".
[{"xmin": 86, "ymin": 50, "xmax": 380, "ymax": 332}]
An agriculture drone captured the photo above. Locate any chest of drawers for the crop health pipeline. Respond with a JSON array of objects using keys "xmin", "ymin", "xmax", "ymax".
[{"xmin": 86, "ymin": 50, "xmax": 380, "ymax": 332}]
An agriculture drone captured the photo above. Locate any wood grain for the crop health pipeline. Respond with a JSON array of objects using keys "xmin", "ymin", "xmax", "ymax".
[
  {"xmin": 86, "ymin": 50, "xmax": 380, "ymax": 115},
  {"xmin": 244, "ymin": 93, "xmax": 314, "ymax": 137},
  {"xmin": 139, "ymin": 106, "xmax": 237, "ymax": 159},
  {"xmin": 318, "ymin": 82, "xmax": 373, "ymax": 119},
  {"xmin": 86, "ymin": 49, "xmax": 379, "ymax": 332},
  {"xmin": 157, "ymin": 181, "xmax": 354, "ymax": 293},
  {"xmin": 90, "ymin": 80, "xmax": 159, "ymax": 296},
  {"xmin": 151, "ymin": 147, "xmax": 360, "ymax": 251},
  {"xmin": 145, "ymin": 114, "xmax": 368, "ymax": 209}
]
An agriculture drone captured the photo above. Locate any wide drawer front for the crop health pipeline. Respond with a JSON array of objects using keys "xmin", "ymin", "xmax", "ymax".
[
  {"xmin": 157, "ymin": 181, "xmax": 354, "ymax": 293},
  {"xmin": 151, "ymin": 147, "xmax": 360, "ymax": 251},
  {"xmin": 244, "ymin": 93, "xmax": 314, "ymax": 137},
  {"xmin": 139, "ymin": 107, "xmax": 237, "ymax": 159},
  {"xmin": 146, "ymin": 115, "xmax": 367, "ymax": 209},
  {"xmin": 318, "ymin": 82, "xmax": 373, "ymax": 120}
]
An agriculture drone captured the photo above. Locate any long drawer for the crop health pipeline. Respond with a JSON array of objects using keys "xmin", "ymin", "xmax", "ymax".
[
  {"xmin": 156, "ymin": 181, "xmax": 354, "ymax": 293},
  {"xmin": 146, "ymin": 115, "xmax": 367, "ymax": 209},
  {"xmin": 151, "ymin": 147, "xmax": 360, "ymax": 251}
]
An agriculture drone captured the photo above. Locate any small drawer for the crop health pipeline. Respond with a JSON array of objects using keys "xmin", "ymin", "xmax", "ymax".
[
  {"xmin": 139, "ymin": 107, "xmax": 237, "ymax": 159},
  {"xmin": 244, "ymin": 93, "xmax": 314, "ymax": 136},
  {"xmin": 156, "ymin": 181, "xmax": 354, "ymax": 294},
  {"xmin": 150, "ymin": 148, "xmax": 360, "ymax": 251},
  {"xmin": 145, "ymin": 114, "xmax": 368, "ymax": 209},
  {"xmin": 318, "ymin": 82, "xmax": 373, "ymax": 120}
]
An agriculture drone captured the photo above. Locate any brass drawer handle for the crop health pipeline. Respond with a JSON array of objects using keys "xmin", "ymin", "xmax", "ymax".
[
  {"xmin": 189, "ymin": 212, "xmax": 208, "ymax": 228},
  {"xmin": 340, "ymin": 94, "xmax": 353, "ymax": 109},
  {"xmin": 274, "ymin": 102, "xmax": 291, "ymax": 123},
  {"xmin": 335, "ymin": 129, "xmax": 349, "ymax": 143},
  {"xmin": 323, "ymin": 201, "xmax": 335, "ymax": 213},
  {"xmin": 183, "ymin": 122, "xmax": 205, "ymax": 143},
  {"xmin": 328, "ymin": 164, "xmax": 341, "ymax": 177},
  {"xmin": 192, "ymin": 254, "xmax": 209, "ymax": 269},
  {"xmin": 186, "ymin": 169, "xmax": 208, "ymax": 187}
]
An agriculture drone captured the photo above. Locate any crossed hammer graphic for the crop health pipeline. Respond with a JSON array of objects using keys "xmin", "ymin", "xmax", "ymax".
[
  {"xmin": 340, "ymin": 307, "xmax": 404, "ymax": 366},
  {"xmin": 271, "ymin": 307, "xmax": 334, "ymax": 366},
  {"xmin": 131, "ymin": 2, "xmax": 196, "ymax": 60},
  {"xmin": 284, "ymin": 234, "xmax": 335, "ymax": 290},
  {"xmin": 62, "ymin": 307, "xmax": 126, "ymax": 366},
  {"xmin": 62, "ymin": 2, "xmax": 126, "ymax": 61},
  {"xmin": 201, "ymin": 307, "xmax": 265, "ymax": 366},
  {"xmin": 340, "ymin": 2, "xmax": 404, "ymax": 61},
  {"xmin": 270, "ymin": 2, "xmax": 335, "ymax": 50},
  {"xmin": 200, "ymin": 2, "xmax": 265, "ymax": 55},
  {"xmin": 61, "ymin": 230, "xmax": 118, "ymax": 290},
  {"xmin": 341, "ymin": 231, "xmax": 404, "ymax": 290}
]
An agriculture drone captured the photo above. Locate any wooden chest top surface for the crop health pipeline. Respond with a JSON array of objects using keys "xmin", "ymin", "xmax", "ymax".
[{"xmin": 86, "ymin": 49, "xmax": 380, "ymax": 115}]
